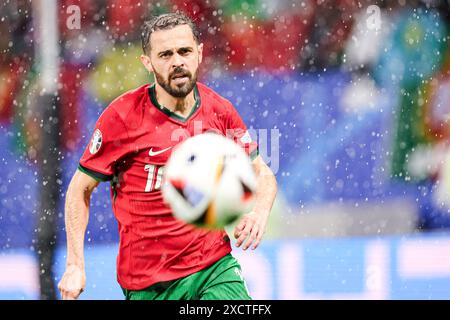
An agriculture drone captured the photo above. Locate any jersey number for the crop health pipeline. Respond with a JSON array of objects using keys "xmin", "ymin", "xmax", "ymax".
[{"xmin": 144, "ymin": 164, "xmax": 164, "ymax": 192}]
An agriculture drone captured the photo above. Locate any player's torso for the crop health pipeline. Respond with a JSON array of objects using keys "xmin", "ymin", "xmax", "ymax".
[
  {"xmin": 113, "ymin": 85, "xmax": 227, "ymax": 203},
  {"xmin": 104, "ymin": 85, "xmax": 233, "ymax": 288}
]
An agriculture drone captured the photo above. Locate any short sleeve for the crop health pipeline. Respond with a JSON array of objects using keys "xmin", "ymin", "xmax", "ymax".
[
  {"xmin": 78, "ymin": 107, "xmax": 129, "ymax": 181},
  {"xmin": 224, "ymin": 101, "xmax": 259, "ymax": 161}
]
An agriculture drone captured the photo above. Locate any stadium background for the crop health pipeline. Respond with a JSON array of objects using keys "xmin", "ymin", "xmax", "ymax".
[{"xmin": 2, "ymin": 0, "xmax": 450, "ymax": 299}]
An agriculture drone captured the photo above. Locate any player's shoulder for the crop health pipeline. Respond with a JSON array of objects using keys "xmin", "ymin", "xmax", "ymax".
[
  {"xmin": 103, "ymin": 83, "xmax": 150, "ymax": 121},
  {"xmin": 197, "ymin": 82, "xmax": 235, "ymax": 112}
]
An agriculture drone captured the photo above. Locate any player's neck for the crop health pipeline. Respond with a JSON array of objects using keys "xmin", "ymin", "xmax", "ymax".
[{"xmin": 154, "ymin": 84, "xmax": 196, "ymax": 117}]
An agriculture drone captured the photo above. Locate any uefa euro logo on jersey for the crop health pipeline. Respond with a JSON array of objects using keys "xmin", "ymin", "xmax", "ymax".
[{"xmin": 89, "ymin": 129, "xmax": 103, "ymax": 154}]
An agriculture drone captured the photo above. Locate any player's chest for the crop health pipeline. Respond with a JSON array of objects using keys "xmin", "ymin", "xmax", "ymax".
[
  {"xmin": 125, "ymin": 116, "xmax": 225, "ymax": 166},
  {"xmin": 117, "ymin": 112, "xmax": 225, "ymax": 193}
]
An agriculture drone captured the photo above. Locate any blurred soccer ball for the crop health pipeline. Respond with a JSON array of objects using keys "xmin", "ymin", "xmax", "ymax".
[{"xmin": 162, "ymin": 133, "xmax": 256, "ymax": 228}]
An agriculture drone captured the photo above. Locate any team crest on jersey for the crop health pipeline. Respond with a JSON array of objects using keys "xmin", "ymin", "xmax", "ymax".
[{"xmin": 89, "ymin": 129, "xmax": 102, "ymax": 154}]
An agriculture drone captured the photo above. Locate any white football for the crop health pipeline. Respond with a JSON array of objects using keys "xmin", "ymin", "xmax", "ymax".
[{"xmin": 162, "ymin": 132, "xmax": 256, "ymax": 228}]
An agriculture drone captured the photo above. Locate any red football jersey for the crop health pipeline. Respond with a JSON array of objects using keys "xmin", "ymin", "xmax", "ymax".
[{"xmin": 79, "ymin": 82, "xmax": 258, "ymax": 290}]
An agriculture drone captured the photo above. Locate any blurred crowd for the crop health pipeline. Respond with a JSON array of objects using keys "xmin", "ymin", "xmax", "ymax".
[
  {"xmin": 3, "ymin": 0, "xmax": 450, "ymax": 229},
  {"xmin": 0, "ymin": 0, "xmax": 416, "ymax": 122}
]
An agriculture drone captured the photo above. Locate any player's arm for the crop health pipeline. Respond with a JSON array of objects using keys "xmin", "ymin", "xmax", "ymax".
[
  {"xmin": 58, "ymin": 170, "xmax": 100, "ymax": 300},
  {"xmin": 234, "ymin": 155, "xmax": 277, "ymax": 250}
]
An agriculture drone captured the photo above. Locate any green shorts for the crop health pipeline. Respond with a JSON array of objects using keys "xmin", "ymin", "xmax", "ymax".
[{"xmin": 122, "ymin": 254, "xmax": 251, "ymax": 300}]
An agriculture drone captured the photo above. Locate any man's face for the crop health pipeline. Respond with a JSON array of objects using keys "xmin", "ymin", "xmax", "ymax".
[{"xmin": 141, "ymin": 24, "xmax": 203, "ymax": 98}]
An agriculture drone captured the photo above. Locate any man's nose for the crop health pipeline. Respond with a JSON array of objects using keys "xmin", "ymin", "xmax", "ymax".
[{"xmin": 172, "ymin": 53, "xmax": 184, "ymax": 68}]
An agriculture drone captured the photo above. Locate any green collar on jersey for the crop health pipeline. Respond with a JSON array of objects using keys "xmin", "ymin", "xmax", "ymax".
[{"xmin": 148, "ymin": 84, "xmax": 201, "ymax": 123}]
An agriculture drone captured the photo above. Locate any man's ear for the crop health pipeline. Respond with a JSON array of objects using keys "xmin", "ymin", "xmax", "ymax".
[
  {"xmin": 198, "ymin": 43, "xmax": 203, "ymax": 64},
  {"xmin": 140, "ymin": 54, "xmax": 153, "ymax": 73}
]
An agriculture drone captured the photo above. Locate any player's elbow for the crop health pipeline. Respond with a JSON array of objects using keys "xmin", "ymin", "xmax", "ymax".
[
  {"xmin": 66, "ymin": 170, "xmax": 98, "ymax": 205},
  {"xmin": 258, "ymin": 162, "xmax": 277, "ymax": 195},
  {"xmin": 65, "ymin": 179, "xmax": 86, "ymax": 208},
  {"xmin": 264, "ymin": 163, "xmax": 277, "ymax": 195},
  {"xmin": 263, "ymin": 161, "xmax": 277, "ymax": 183},
  {"xmin": 270, "ymin": 169, "xmax": 278, "ymax": 195}
]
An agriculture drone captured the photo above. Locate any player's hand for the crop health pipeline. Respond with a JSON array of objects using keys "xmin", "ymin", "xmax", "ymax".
[
  {"xmin": 58, "ymin": 265, "xmax": 86, "ymax": 300},
  {"xmin": 233, "ymin": 211, "xmax": 267, "ymax": 250}
]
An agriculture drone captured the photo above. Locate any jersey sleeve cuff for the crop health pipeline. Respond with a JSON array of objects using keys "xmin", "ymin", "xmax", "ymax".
[
  {"xmin": 78, "ymin": 164, "xmax": 113, "ymax": 182},
  {"xmin": 249, "ymin": 148, "xmax": 259, "ymax": 161}
]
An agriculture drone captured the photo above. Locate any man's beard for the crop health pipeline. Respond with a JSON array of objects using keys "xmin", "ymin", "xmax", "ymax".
[{"xmin": 153, "ymin": 66, "xmax": 198, "ymax": 98}]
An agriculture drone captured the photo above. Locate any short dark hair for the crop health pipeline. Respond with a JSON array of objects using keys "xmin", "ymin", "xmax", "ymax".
[{"xmin": 141, "ymin": 12, "xmax": 200, "ymax": 54}]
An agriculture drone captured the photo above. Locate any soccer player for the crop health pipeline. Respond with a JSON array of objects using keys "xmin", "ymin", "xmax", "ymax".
[{"xmin": 58, "ymin": 12, "xmax": 277, "ymax": 300}]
